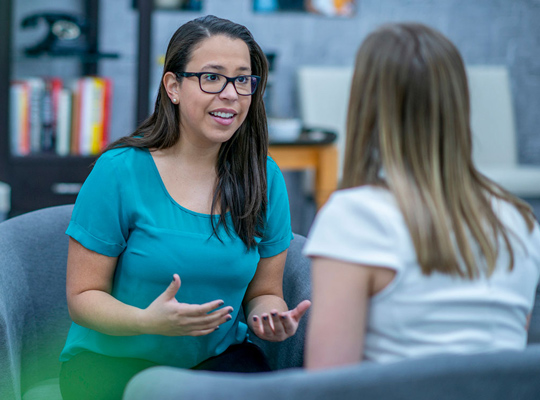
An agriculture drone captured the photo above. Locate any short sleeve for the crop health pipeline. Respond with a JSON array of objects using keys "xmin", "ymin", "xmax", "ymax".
[
  {"xmin": 303, "ymin": 189, "xmax": 402, "ymax": 272},
  {"xmin": 66, "ymin": 151, "xmax": 130, "ymax": 257},
  {"xmin": 258, "ymin": 158, "xmax": 293, "ymax": 258}
]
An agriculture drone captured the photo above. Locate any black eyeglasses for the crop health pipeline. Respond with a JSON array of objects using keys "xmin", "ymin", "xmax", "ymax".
[{"xmin": 176, "ymin": 72, "xmax": 261, "ymax": 96}]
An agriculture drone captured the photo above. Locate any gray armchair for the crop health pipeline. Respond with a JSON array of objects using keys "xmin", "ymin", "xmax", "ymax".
[
  {"xmin": 0, "ymin": 204, "xmax": 310, "ymax": 399},
  {"xmin": 1, "ymin": 205, "xmax": 540, "ymax": 400}
]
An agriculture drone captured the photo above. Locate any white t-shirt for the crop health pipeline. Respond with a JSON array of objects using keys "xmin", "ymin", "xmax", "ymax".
[{"xmin": 303, "ymin": 186, "xmax": 540, "ymax": 363}]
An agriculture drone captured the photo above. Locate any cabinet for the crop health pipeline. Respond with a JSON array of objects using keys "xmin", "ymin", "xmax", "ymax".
[{"xmin": 0, "ymin": 0, "xmax": 117, "ymax": 216}]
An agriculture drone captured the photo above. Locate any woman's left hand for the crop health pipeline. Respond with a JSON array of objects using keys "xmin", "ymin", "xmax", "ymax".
[{"xmin": 249, "ymin": 300, "xmax": 311, "ymax": 342}]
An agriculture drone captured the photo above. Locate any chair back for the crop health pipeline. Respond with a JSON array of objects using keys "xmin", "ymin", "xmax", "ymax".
[
  {"xmin": 0, "ymin": 205, "xmax": 73, "ymax": 399},
  {"xmin": 467, "ymin": 66, "xmax": 517, "ymax": 167},
  {"xmin": 297, "ymin": 65, "xmax": 540, "ymax": 196}
]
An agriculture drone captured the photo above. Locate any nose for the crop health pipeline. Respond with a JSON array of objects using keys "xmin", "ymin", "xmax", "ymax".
[{"xmin": 219, "ymin": 81, "xmax": 239, "ymax": 100}]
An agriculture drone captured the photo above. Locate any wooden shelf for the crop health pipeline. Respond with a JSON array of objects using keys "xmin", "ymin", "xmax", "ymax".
[
  {"xmin": 9, "ymin": 154, "xmax": 97, "ymax": 164},
  {"xmin": 24, "ymin": 52, "xmax": 119, "ymax": 62}
]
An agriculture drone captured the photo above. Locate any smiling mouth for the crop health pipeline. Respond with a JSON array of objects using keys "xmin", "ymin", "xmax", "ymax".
[{"xmin": 210, "ymin": 111, "xmax": 235, "ymax": 119}]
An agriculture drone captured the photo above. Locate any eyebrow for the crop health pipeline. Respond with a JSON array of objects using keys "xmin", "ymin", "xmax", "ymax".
[{"xmin": 200, "ymin": 64, "xmax": 251, "ymax": 73}]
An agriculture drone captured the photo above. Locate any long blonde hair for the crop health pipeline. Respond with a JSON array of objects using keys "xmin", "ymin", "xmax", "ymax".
[{"xmin": 341, "ymin": 23, "xmax": 535, "ymax": 278}]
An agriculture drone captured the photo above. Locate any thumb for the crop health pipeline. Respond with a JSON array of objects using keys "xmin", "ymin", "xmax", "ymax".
[
  {"xmin": 162, "ymin": 274, "xmax": 181, "ymax": 300},
  {"xmin": 291, "ymin": 299, "xmax": 311, "ymax": 320}
]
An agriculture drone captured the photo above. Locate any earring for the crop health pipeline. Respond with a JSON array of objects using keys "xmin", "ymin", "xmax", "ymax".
[{"xmin": 172, "ymin": 98, "xmax": 177, "ymax": 103}]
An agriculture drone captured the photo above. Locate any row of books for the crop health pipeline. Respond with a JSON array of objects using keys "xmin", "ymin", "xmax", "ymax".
[{"xmin": 9, "ymin": 76, "xmax": 112, "ymax": 156}]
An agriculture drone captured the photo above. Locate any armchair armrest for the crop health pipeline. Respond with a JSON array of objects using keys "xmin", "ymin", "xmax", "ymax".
[
  {"xmin": 249, "ymin": 233, "xmax": 312, "ymax": 370},
  {"xmin": 0, "ymin": 218, "xmax": 34, "ymax": 400},
  {"xmin": 124, "ymin": 345, "xmax": 540, "ymax": 400},
  {"xmin": 528, "ymin": 284, "xmax": 540, "ymax": 344},
  {"xmin": 0, "ymin": 205, "xmax": 73, "ymax": 400}
]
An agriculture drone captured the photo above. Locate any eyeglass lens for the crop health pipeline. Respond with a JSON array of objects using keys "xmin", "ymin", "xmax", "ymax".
[{"xmin": 200, "ymin": 73, "xmax": 257, "ymax": 95}]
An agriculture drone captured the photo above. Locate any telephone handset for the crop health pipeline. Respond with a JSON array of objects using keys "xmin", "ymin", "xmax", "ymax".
[{"xmin": 21, "ymin": 12, "xmax": 91, "ymax": 56}]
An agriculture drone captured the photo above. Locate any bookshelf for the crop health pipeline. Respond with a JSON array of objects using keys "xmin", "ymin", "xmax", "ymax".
[{"xmin": 0, "ymin": 0, "xmax": 117, "ymax": 216}]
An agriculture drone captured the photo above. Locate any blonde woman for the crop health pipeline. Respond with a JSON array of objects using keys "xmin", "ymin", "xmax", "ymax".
[{"xmin": 303, "ymin": 22, "xmax": 540, "ymax": 369}]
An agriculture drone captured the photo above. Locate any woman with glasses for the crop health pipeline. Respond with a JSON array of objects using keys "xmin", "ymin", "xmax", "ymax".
[
  {"xmin": 59, "ymin": 15, "xmax": 310, "ymax": 400},
  {"xmin": 304, "ymin": 23, "xmax": 540, "ymax": 369}
]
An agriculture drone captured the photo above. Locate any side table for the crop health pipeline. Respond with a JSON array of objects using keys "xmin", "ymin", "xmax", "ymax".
[{"xmin": 269, "ymin": 130, "xmax": 338, "ymax": 209}]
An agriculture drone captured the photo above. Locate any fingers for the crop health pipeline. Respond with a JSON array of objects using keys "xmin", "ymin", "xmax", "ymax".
[
  {"xmin": 191, "ymin": 306, "xmax": 234, "ymax": 331},
  {"xmin": 270, "ymin": 310, "xmax": 285, "ymax": 336},
  {"xmin": 251, "ymin": 300, "xmax": 312, "ymax": 341},
  {"xmin": 261, "ymin": 312, "xmax": 275, "ymax": 334},
  {"xmin": 197, "ymin": 299, "xmax": 228, "ymax": 315},
  {"xmin": 162, "ymin": 304, "xmax": 233, "ymax": 337},
  {"xmin": 279, "ymin": 313, "xmax": 297, "ymax": 336},
  {"xmin": 252, "ymin": 310, "xmax": 285, "ymax": 340},
  {"xmin": 181, "ymin": 300, "xmax": 230, "ymax": 319}
]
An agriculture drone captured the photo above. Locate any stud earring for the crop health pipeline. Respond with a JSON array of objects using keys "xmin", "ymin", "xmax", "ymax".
[{"xmin": 172, "ymin": 98, "xmax": 177, "ymax": 103}]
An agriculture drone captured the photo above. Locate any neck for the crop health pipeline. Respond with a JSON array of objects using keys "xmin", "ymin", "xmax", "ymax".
[{"xmin": 168, "ymin": 135, "xmax": 221, "ymax": 170}]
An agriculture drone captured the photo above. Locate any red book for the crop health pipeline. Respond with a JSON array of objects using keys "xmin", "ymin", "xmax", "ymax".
[
  {"xmin": 70, "ymin": 79, "xmax": 83, "ymax": 155},
  {"xmin": 101, "ymin": 77, "xmax": 112, "ymax": 150}
]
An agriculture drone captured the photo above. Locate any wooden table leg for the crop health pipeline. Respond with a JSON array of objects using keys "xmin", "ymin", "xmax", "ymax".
[
  {"xmin": 314, "ymin": 145, "xmax": 338, "ymax": 209},
  {"xmin": 268, "ymin": 144, "xmax": 338, "ymax": 209}
]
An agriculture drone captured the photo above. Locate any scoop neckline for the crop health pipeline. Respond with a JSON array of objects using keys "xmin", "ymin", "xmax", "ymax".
[{"xmin": 142, "ymin": 147, "xmax": 228, "ymax": 219}]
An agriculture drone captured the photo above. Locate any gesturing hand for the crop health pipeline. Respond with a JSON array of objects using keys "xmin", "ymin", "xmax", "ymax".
[
  {"xmin": 250, "ymin": 300, "xmax": 311, "ymax": 342},
  {"xmin": 140, "ymin": 274, "xmax": 233, "ymax": 337}
]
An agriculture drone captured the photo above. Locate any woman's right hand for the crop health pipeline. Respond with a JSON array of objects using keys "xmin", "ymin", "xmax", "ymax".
[{"xmin": 139, "ymin": 274, "xmax": 233, "ymax": 337}]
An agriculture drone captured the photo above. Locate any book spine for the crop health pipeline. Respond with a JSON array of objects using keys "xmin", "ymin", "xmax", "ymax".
[
  {"xmin": 28, "ymin": 78, "xmax": 45, "ymax": 153},
  {"xmin": 78, "ymin": 77, "xmax": 94, "ymax": 156},
  {"xmin": 41, "ymin": 79, "xmax": 55, "ymax": 152},
  {"xmin": 90, "ymin": 77, "xmax": 105, "ymax": 155},
  {"xmin": 56, "ymin": 88, "xmax": 72, "ymax": 156},
  {"xmin": 70, "ymin": 80, "xmax": 82, "ymax": 155},
  {"xmin": 101, "ymin": 77, "xmax": 112, "ymax": 150},
  {"xmin": 9, "ymin": 82, "xmax": 22, "ymax": 155},
  {"xmin": 50, "ymin": 77, "xmax": 63, "ymax": 153},
  {"xmin": 20, "ymin": 82, "xmax": 31, "ymax": 155}
]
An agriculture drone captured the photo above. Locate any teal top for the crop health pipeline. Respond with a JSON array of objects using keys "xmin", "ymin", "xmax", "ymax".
[{"xmin": 60, "ymin": 147, "xmax": 293, "ymax": 368}]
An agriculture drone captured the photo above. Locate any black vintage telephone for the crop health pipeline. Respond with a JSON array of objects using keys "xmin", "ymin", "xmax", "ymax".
[{"xmin": 21, "ymin": 12, "xmax": 91, "ymax": 56}]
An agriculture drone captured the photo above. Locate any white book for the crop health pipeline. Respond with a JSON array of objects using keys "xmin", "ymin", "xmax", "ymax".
[
  {"xmin": 56, "ymin": 88, "xmax": 72, "ymax": 156},
  {"xmin": 78, "ymin": 77, "xmax": 95, "ymax": 156}
]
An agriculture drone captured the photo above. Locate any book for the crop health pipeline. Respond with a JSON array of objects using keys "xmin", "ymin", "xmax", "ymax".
[
  {"xmin": 9, "ymin": 75, "xmax": 113, "ymax": 156},
  {"xmin": 9, "ymin": 81, "xmax": 31, "ymax": 155},
  {"xmin": 41, "ymin": 77, "xmax": 62, "ymax": 152},
  {"xmin": 56, "ymin": 88, "xmax": 72, "ymax": 156},
  {"xmin": 70, "ymin": 79, "xmax": 82, "ymax": 155},
  {"xmin": 9, "ymin": 82, "xmax": 23, "ymax": 155},
  {"xmin": 27, "ymin": 78, "xmax": 45, "ymax": 153},
  {"xmin": 89, "ymin": 77, "xmax": 105, "ymax": 155},
  {"xmin": 78, "ymin": 77, "xmax": 94, "ymax": 155},
  {"xmin": 101, "ymin": 77, "xmax": 112, "ymax": 150}
]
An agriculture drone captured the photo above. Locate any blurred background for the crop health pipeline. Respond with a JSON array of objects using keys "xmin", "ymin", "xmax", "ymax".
[{"xmin": 1, "ymin": 0, "xmax": 540, "ymax": 235}]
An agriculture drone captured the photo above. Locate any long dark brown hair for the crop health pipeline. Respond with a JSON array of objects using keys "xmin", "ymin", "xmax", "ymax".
[
  {"xmin": 105, "ymin": 15, "xmax": 269, "ymax": 249},
  {"xmin": 342, "ymin": 23, "xmax": 535, "ymax": 278}
]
